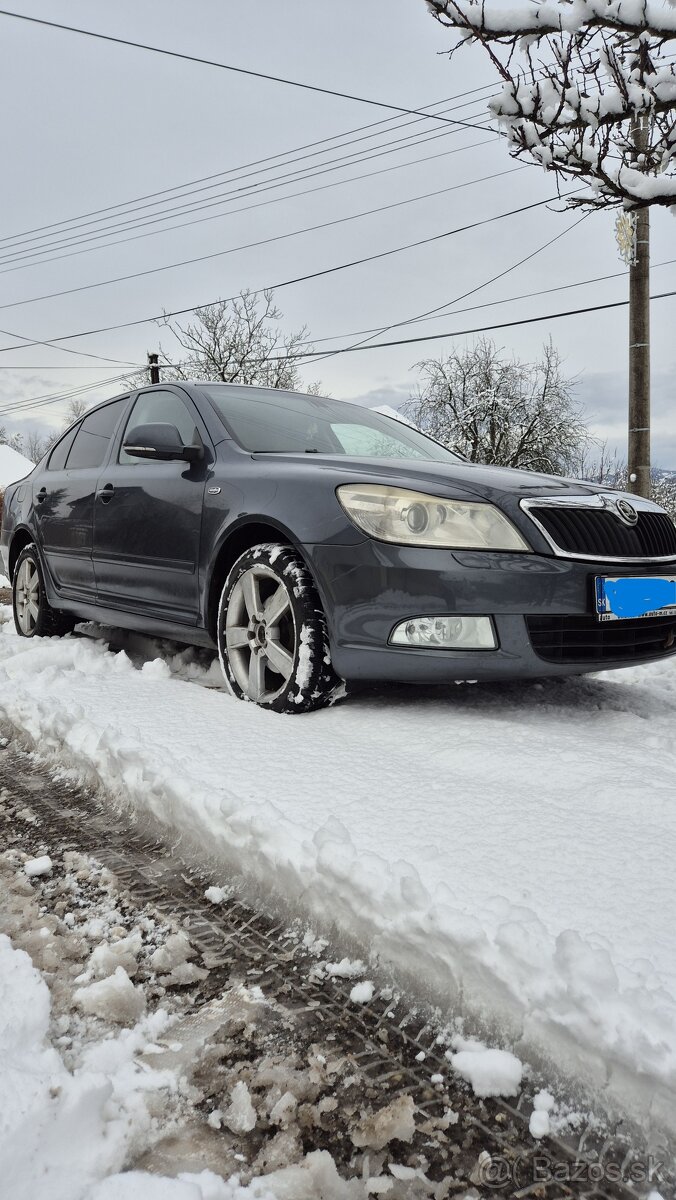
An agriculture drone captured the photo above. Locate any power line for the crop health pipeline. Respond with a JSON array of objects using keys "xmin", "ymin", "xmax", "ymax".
[
  {"xmin": 0, "ymin": 321, "xmax": 139, "ymax": 368},
  {"xmin": 0, "ymin": 89, "xmax": 498, "ymax": 252},
  {"xmin": 0, "ymin": 166, "xmax": 524, "ymax": 312},
  {"xmin": 0, "ymin": 373, "xmax": 133, "ymax": 418},
  {"xmin": 7, "ymin": 256, "xmax": 676, "ymax": 371},
  {"xmin": 0, "ymin": 192, "xmax": 575, "ymax": 356},
  {"xmin": 0, "ymin": 118, "xmax": 497, "ymax": 270},
  {"xmin": 278, "ymin": 290, "xmax": 676, "ymax": 361},
  {"xmin": 5, "ymin": 289, "xmax": 676, "ymax": 420},
  {"xmin": 0, "ymin": 135, "xmax": 498, "ymax": 282},
  {"xmin": 310, "ymin": 214, "xmax": 591, "ymax": 364},
  {"xmin": 305, "ymin": 258, "xmax": 676, "ymax": 345},
  {"xmin": 0, "ymin": 9, "xmax": 496, "ymax": 134}
]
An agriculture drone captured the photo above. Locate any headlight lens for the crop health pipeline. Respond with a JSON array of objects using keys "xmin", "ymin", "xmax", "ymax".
[{"xmin": 337, "ymin": 484, "xmax": 531, "ymax": 551}]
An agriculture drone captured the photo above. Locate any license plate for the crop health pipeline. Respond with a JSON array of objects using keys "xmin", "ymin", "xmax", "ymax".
[{"xmin": 595, "ymin": 576, "xmax": 676, "ymax": 621}]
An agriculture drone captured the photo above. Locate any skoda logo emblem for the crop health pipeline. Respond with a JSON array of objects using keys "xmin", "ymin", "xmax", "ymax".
[{"xmin": 615, "ymin": 498, "xmax": 638, "ymax": 526}]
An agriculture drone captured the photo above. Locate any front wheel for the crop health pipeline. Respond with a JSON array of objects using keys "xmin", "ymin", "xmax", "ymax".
[
  {"xmin": 12, "ymin": 544, "xmax": 75, "ymax": 638},
  {"xmin": 217, "ymin": 543, "xmax": 341, "ymax": 714}
]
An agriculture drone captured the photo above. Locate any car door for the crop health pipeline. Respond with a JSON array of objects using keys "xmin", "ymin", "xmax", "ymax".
[
  {"xmin": 33, "ymin": 397, "xmax": 129, "ymax": 599},
  {"xmin": 92, "ymin": 386, "xmax": 211, "ymax": 622}
]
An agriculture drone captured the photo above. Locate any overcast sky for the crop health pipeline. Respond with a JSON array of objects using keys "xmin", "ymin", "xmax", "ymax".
[{"xmin": 1, "ymin": 0, "xmax": 675, "ymax": 462}]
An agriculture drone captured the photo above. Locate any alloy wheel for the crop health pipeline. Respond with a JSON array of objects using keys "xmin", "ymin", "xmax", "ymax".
[
  {"xmin": 225, "ymin": 565, "xmax": 296, "ymax": 703},
  {"xmin": 15, "ymin": 557, "xmax": 40, "ymax": 635}
]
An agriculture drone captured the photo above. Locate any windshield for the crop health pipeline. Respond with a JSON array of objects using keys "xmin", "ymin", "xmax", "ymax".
[{"xmin": 201, "ymin": 385, "xmax": 460, "ymax": 463}]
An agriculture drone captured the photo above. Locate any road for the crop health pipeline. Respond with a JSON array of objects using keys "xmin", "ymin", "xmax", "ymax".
[{"xmin": 2, "ymin": 729, "xmax": 671, "ymax": 1198}]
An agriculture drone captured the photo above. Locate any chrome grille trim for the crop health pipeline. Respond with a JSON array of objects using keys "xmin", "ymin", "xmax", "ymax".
[{"xmin": 520, "ymin": 493, "xmax": 676, "ymax": 562}]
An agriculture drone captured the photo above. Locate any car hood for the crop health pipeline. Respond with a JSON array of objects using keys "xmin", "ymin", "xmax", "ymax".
[{"xmin": 262, "ymin": 453, "xmax": 607, "ymax": 504}]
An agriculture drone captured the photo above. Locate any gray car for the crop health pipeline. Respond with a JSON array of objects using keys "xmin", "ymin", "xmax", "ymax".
[{"xmin": 2, "ymin": 381, "xmax": 676, "ymax": 713}]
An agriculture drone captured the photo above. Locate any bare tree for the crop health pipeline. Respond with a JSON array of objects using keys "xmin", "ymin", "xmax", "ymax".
[
  {"xmin": 425, "ymin": 0, "xmax": 676, "ymax": 210},
  {"xmin": 63, "ymin": 398, "xmax": 90, "ymax": 428},
  {"xmin": 0, "ymin": 427, "xmax": 24, "ymax": 454},
  {"xmin": 129, "ymin": 290, "xmax": 321, "ymax": 393},
  {"xmin": 25, "ymin": 429, "xmax": 58, "ymax": 463},
  {"xmin": 652, "ymin": 472, "xmax": 676, "ymax": 519},
  {"xmin": 568, "ymin": 439, "xmax": 626, "ymax": 485},
  {"xmin": 405, "ymin": 338, "xmax": 589, "ymax": 473}
]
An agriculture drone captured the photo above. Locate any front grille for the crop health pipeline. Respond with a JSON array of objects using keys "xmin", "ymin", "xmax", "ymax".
[
  {"xmin": 527, "ymin": 613, "xmax": 676, "ymax": 664},
  {"xmin": 528, "ymin": 506, "xmax": 676, "ymax": 559}
]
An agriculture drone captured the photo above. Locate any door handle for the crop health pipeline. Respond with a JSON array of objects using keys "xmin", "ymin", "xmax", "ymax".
[
  {"xmin": 36, "ymin": 487, "xmax": 47, "ymax": 503},
  {"xmin": 97, "ymin": 484, "xmax": 115, "ymax": 504}
]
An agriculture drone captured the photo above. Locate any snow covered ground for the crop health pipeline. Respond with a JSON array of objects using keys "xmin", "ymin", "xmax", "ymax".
[{"xmin": 1, "ymin": 604, "xmax": 675, "ymax": 1139}]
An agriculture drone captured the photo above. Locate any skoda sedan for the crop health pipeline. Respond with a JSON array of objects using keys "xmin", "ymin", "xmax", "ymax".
[{"xmin": 2, "ymin": 381, "xmax": 676, "ymax": 713}]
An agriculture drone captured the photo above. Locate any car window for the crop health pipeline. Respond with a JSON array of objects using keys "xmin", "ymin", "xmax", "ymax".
[
  {"xmin": 119, "ymin": 389, "xmax": 198, "ymax": 465},
  {"xmin": 65, "ymin": 398, "xmax": 128, "ymax": 471},
  {"xmin": 47, "ymin": 424, "xmax": 79, "ymax": 471},
  {"xmin": 332, "ymin": 422, "xmax": 427, "ymax": 460},
  {"xmin": 201, "ymin": 385, "xmax": 461, "ymax": 462}
]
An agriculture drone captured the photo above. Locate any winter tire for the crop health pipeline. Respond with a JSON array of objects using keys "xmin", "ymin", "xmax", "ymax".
[
  {"xmin": 217, "ymin": 543, "xmax": 341, "ymax": 714},
  {"xmin": 12, "ymin": 544, "xmax": 76, "ymax": 639}
]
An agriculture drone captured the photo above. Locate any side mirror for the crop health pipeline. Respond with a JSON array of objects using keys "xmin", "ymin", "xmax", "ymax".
[{"xmin": 122, "ymin": 423, "xmax": 204, "ymax": 462}]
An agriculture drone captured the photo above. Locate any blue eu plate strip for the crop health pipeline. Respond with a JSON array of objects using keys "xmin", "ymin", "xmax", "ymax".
[{"xmin": 595, "ymin": 576, "xmax": 676, "ymax": 620}]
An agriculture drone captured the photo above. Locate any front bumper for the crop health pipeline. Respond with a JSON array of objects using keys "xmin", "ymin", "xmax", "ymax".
[{"xmin": 304, "ymin": 540, "xmax": 676, "ymax": 683}]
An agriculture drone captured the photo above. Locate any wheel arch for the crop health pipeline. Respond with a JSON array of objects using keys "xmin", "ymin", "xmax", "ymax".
[
  {"xmin": 8, "ymin": 526, "xmax": 36, "ymax": 580},
  {"xmin": 205, "ymin": 517, "xmax": 309, "ymax": 642}
]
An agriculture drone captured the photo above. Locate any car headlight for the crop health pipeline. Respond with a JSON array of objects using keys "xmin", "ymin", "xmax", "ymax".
[{"xmin": 336, "ymin": 484, "xmax": 531, "ymax": 551}]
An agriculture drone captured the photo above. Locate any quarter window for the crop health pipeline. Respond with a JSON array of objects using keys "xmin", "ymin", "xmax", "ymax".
[
  {"xmin": 119, "ymin": 389, "xmax": 198, "ymax": 465},
  {"xmin": 65, "ymin": 398, "xmax": 128, "ymax": 470},
  {"xmin": 47, "ymin": 424, "xmax": 79, "ymax": 471}
]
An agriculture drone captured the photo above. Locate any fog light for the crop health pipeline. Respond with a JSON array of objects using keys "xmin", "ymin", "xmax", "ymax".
[{"xmin": 389, "ymin": 615, "xmax": 497, "ymax": 650}]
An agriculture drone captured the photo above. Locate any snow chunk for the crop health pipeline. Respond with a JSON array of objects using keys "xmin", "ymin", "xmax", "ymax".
[
  {"xmin": 86, "ymin": 931, "xmax": 143, "ymax": 980},
  {"xmin": 530, "ymin": 1108, "xmax": 551, "ymax": 1138},
  {"xmin": 450, "ymin": 1046, "xmax": 523, "ymax": 1098},
  {"xmin": 224, "ymin": 1080, "xmax": 257, "ymax": 1133},
  {"xmin": 325, "ymin": 957, "xmax": 366, "ymax": 979},
  {"xmin": 352, "ymin": 1095, "xmax": 416, "ymax": 1150},
  {"xmin": 529, "ymin": 1089, "xmax": 556, "ymax": 1139},
  {"xmin": 74, "ymin": 966, "xmax": 146, "ymax": 1024},
  {"xmin": 269, "ymin": 1090, "xmax": 298, "ymax": 1128},
  {"xmin": 204, "ymin": 885, "xmax": 229, "ymax": 904},
  {"xmin": 140, "ymin": 658, "xmax": 171, "ymax": 680},
  {"xmin": 24, "ymin": 855, "xmax": 52, "ymax": 877},
  {"xmin": 349, "ymin": 981, "xmax": 374, "ymax": 1004}
]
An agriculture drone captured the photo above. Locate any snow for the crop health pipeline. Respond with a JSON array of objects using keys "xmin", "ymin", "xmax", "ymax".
[
  {"xmin": 0, "ymin": 933, "xmax": 175, "ymax": 1200},
  {"xmin": 2, "ymin": 613, "xmax": 676, "ymax": 1133},
  {"xmin": 449, "ymin": 1043, "xmax": 523, "ymax": 1098},
  {"xmin": 529, "ymin": 1089, "xmax": 556, "ymax": 1138},
  {"xmin": 205, "ymin": 885, "xmax": 230, "ymax": 904},
  {"xmin": 224, "ymin": 1081, "xmax": 258, "ymax": 1134},
  {"xmin": 352, "ymin": 1096, "xmax": 416, "ymax": 1151},
  {"xmin": 74, "ymin": 967, "xmax": 147, "ymax": 1025},
  {"xmin": 23, "ymin": 854, "xmax": 52, "ymax": 877},
  {"xmin": 349, "ymin": 981, "xmax": 375, "ymax": 1004},
  {"xmin": 0, "ymin": 444, "xmax": 33, "ymax": 489}
]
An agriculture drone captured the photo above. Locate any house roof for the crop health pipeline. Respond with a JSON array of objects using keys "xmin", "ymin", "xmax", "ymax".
[{"xmin": 0, "ymin": 443, "xmax": 33, "ymax": 489}]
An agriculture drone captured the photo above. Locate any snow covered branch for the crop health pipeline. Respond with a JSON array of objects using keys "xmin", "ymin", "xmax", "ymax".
[{"xmin": 426, "ymin": 0, "xmax": 676, "ymax": 209}]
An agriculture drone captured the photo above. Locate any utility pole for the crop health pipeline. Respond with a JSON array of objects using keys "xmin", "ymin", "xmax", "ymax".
[
  {"xmin": 627, "ymin": 110, "xmax": 651, "ymax": 499},
  {"xmin": 147, "ymin": 351, "xmax": 160, "ymax": 385}
]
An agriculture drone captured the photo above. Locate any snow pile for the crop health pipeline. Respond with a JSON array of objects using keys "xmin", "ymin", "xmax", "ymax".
[
  {"xmin": 0, "ymin": 934, "xmax": 170, "ymax": 1200},
  {"xmin": 2, "ymin": 612, "xmax": 676, "ymax": 1132},
  {"xmin": 0, "ymin": 444, "xmax": 32, "ymax": 489}
]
